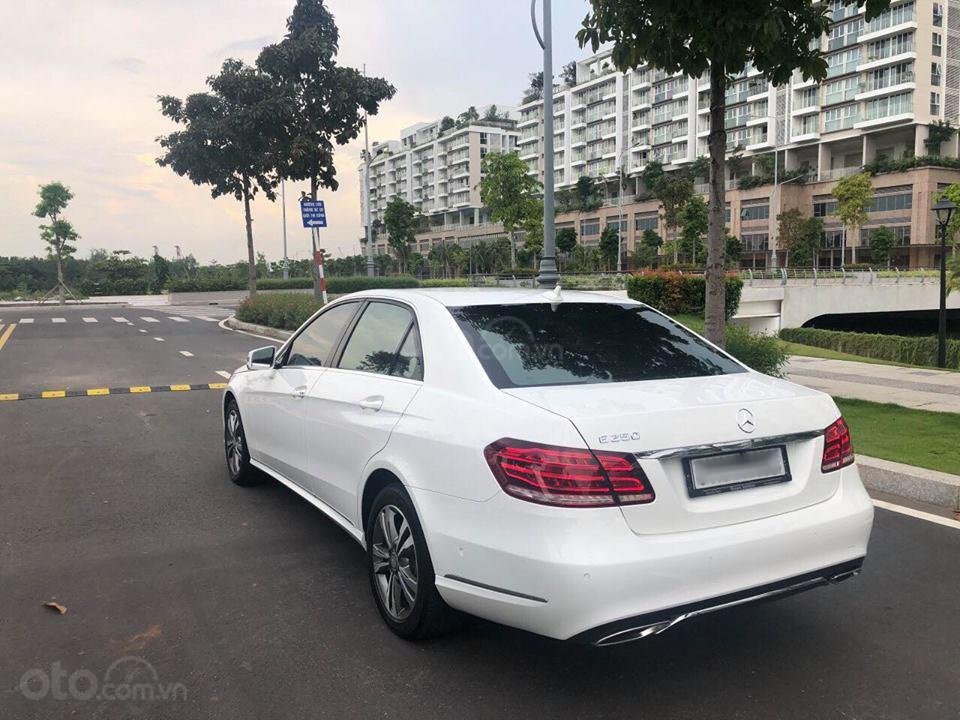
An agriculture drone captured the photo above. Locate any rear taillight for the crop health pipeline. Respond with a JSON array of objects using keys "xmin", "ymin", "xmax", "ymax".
[
  {"xmin": 821, "ymin": 417, "xmax": 854, "ymax": 473},
  {"xmin": 483, "ymin": 438, "xmax": 654, "ymax": 508}
]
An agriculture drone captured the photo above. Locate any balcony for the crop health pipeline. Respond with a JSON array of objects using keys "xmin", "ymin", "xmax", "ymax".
[
  {"xmin": 823, "ymin": 113, "xmax": 859, "ymax": 133},
  {"xmin": 857, "ymin": 45, "xmax": 916, "ymax": 72}
]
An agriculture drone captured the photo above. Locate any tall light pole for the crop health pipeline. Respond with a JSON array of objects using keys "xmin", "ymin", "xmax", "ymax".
[
  {"xmin": 281, "ymin": 179, "xmax": 289, "ymax": 279},
  {"xmin": 532, "ymin": 0, "xmax": 559, "ymax": 286},
  {"xmin": 932, "ymin": 197, "xmax": 956, "ymax": 368},
  {"xmin": 363, "ymin": 64, "xmax": 375, "ymax": 278}
]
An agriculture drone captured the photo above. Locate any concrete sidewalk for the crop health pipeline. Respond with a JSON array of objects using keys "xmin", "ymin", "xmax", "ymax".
[{"xmin": 785, "ymin": 356, "xmax": 960, "ymax": 413}]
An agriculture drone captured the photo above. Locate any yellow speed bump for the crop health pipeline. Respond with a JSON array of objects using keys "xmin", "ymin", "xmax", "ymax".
[
  {"xmin": 169, "ymin": 384, "xmax": 192, "ymax": 392},
  {"xmin": 0, "ymin": 393, "xmax": 19, "ymax": 401},
  {"xmin": 208, "ymin": 382, "xmax": 228, "ymax": 390},
  {"xmin": 42, "ymin": 390, "xmax": 66, "ymax": 399},
  {"xmin": 87, "ymin": 388, "xmax": 110, "ymax": 396},
  {"xmin": 129, "ymin": 386, "xmax": 152, "ymax": 394}
]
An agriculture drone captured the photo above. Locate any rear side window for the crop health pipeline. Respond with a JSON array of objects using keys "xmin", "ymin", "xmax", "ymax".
[
  {"xmin": 286, "ymin": 301, "xmax": 359, "ymax": 367},
  {"xmin": 450, "ymin": 303, "xmax": 744, "ymax": 388},
  {"xmin": 338, "ymin": 302, "xmax": 422, "ymax": 379}
]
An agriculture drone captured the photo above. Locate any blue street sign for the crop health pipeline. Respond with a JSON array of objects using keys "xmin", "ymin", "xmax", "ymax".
[{"xmin": 300, "ymin": 200, "xmax": 327, "ymax": 228}]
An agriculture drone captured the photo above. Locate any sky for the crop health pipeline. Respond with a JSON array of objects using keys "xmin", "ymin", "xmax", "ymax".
[{"xmin": 0, "ymin": 0, "xmax": 590, "ymax": 263}]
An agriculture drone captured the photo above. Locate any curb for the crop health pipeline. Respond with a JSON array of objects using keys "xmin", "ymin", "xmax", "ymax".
[
  {"xmin": 221, "ymin": 316, "xmax": 292, "ymax": 342},
  {"xmin": 858, "ymin": 455, "xmax": 960, "ymax": 511}
]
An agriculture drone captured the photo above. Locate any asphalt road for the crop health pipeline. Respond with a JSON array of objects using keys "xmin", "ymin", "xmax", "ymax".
[{"xmin": 1, "ymin": 304, "xmax": 958, "ymax": 720}]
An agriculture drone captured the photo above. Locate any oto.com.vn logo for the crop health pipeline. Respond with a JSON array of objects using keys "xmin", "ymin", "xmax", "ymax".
[{"xmin": 19, "ymin": 656, "xmax": 187, "ymax": 703}]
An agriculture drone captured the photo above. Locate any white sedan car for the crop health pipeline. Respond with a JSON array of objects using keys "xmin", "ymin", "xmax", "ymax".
[{"xmin": 223, "ymin": 288, "xmax": 873, "ymax": 645}]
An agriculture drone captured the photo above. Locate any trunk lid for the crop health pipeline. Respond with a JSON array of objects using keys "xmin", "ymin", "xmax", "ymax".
[{"xmin": 503, "ymin": 373, "xmax": 843, "ymax": 534}]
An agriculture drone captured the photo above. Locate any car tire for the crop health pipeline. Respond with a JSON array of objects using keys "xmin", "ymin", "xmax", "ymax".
[
  {"xmin": 366, "ymin": 483, "xmax": 460, "ymax": 640},
  {"xmin": 224, "ymin": 399, "xmax": 262, "ymax": 487}
]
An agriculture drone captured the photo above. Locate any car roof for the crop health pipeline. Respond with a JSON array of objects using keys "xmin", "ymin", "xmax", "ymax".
[{"xmin": 343, "ymin": 287, "xmax": 638, "ymax": 308}]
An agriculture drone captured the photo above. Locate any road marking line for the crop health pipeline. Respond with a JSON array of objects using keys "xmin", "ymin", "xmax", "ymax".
[
  {"xmin": 87, "ymin": 388, "xmax": 110, "ymax": 396},
  {"xmin": 0, "ymin": 323, "xmax": 16, "ymax": 351},
  {"xmin": 138, "ymin": 329, "xmax": 147, "ymax": 333},
  {"xmin": 154, "ymin": 337, "xmax": 165, "ymax": 342},
  {"xmin": 19, "ymin": 318, "xmax": 34, "ymax": 324},
  {"xmin": 140, "ymin": 316, "xmax": 159, "ymax": 323},
  {"xmin": 872, "ymin": 499, "xmax": 960, "ymax": 530},
  {"xmin": 0, "ymin": 393, "xmax": 18, "ymax": 401},
  {"xmin": 42, "ymin": 390, "xmax": 66, "ymax": 399},
  {"xmin": 208, "ymin": 382, "xmax": 228, "ymax": 389},
  {"xmin": 170, "ymin": 384, "xmax": 191, "ymax": 391},
  {"xmin": 52, "ymin": 317, "xmax": 66, "ymax": 323},
  {"xmin": 82, "ymin": 317, "xmax": 97, "ymax": 323},
  {"xmin": 112, "ymin": 317, "xmax": 130, "ymax": 323},
  {"xmin": 215, "ymin": 370, "xmax": 232, "ymax": 379},
  {"xmin": 169, "ymin": 316, "xmax": 189, "ymax": 322},
  {"xmin": 199, "ymin": 316, "xmax": 220, "ymax": 322},
  {"xmin": 179, "ymin": 350, "xmax": 194, "ymax": 357}
]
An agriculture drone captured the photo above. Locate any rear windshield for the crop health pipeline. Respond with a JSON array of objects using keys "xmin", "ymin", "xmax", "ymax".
[{"xmin": 450, "ymin": 302, "xmax": 745, "ymax": 388}]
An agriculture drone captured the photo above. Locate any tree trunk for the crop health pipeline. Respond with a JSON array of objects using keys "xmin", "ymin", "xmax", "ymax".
[
  {"xmin": 310, "ymin": 175, "xmax": 322, "ymax": 299},
  {"xmin": 704, "ymin": 60, "xmax": 728, "ymax": 347},
  {"xmin": 56, "ymin": 245, "xmax": 64, "ymax": 305},
  {"xmin": 242, "ymin": 178, "xmax": 257, "ymax": 297}
]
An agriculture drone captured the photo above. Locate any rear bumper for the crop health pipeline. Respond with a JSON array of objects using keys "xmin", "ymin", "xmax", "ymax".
[{"xmin": 411, "ymin": 466, "xmax": 874, "ymax": 641}]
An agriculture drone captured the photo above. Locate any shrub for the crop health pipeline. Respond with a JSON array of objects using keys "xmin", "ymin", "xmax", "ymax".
[
  {"xmin": 257, "ymin": 277, "xmax": 314, "ymax": 290},
  {"xmin": 167, "ymin": 277, "xmax": 246, "ymax": 292},
  {"xmin": 725, "ymin": 325, "xmax": 787, "ymax": 377},
  {"xmin": 627, "ymin": 271, "xmax": 743, "ymax": 319},
  {"xmin": 419, "ymin": 278, "xmax": 470, "ymax": 287},
  {"xmin": 168, "ymin": 275, "xmax": 420, "ymax": 293},
  {"xmin": 779, "ymin": 327, "xmax": 960, "ymax": 369},
  {"xmin": 236, "ymin": 293, "xmax": 323, "ymax": 331}
]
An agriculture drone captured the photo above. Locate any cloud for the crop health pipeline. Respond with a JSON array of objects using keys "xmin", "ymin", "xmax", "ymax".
[{"xmin": 109, "ymin": 56, "xmax": 146, "ymax": 74}]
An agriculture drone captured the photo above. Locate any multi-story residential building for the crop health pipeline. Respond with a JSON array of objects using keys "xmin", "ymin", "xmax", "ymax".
[
  {"xmin": 513, "ymin": 0, "xmax": 960, "ymax": 268},
  {"xmin": 359, "ymin": 114, "xmax": 518, "ymax": 256}
]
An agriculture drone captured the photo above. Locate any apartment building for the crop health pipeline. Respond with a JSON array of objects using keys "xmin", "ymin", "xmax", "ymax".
[
  {"xmin": 359, "ymin": 114, "xmax": 519, "ymax": 256},
  {"xmin": 510, "ymin": 0, "xmax": 960, "ymax": 268}
]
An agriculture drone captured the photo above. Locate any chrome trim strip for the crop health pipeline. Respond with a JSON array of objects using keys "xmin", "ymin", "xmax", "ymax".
[
  {"xmin": 634, "ymin": 430, "xmax": 823, "ymax": 460},
  {"xmin": 444, "ymin": 575, "xmax": 548, "ymax": 604}
]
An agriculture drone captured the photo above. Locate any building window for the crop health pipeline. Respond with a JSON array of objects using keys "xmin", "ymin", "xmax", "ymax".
[
  {"xmin": 933, "ymin": 32, "xmax": 943, "ymax": 57},
  {"xmin": 862, "ymin": 225, "xmax": 911, "ymax": 246},
  {"xmin": 813, "ymin": 199, "xmax": 838, "ymax": 217},
  {"xmin": 742, "ymin": 233, "xmax": 769, "ymax": 251},
  {"xmin": 635, "ymin": 213, "xmax": 658, "ymax": 232},
  {"xmin": 932, "ymin": 62, "xmax": 943, "ymax": 86},
  {"xmin": 479, "ymin": 132, "xmax": 488, "ymax": 145},
  {"xmin": 931, "ymin": 91, "xmax": 941, "ymax": 115},
  {"xmin": 606, "ymin": 216, "xmax": 627, "ymax": 232},
  {"xmin": 822, "ymin": 229, "xmax": 844, "ymax": 248},
  {"xmin": 868, "ymin": 192, "xmax": 912, "ymax": 212},
  {"xmin": 741, "ymin": 204, "xmax": 770, "ymax": 221},
  {"xmin": 933, "ymin": 2, "xmax": 943, "ymax": 26},
  {"xmin": 580, "ymin": 218, "xmax": 601, "ymax": 236}
]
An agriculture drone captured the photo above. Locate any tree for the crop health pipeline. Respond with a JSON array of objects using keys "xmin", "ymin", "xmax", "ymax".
[
  {"xmin": 523, "ymin": 71, "xmax": 544, "ymax": 103},
  {"xmin": 157, "ymin": 59, "xmax": 289, "ymax": 296},
  {"xmin": 479, "ymin": 151, "xmax": 543, "ymax": 269},
  {"xmin": 924, "ymin": 120, "xmax": 956, "ymax": 156},
  {"xmin": 578, "ymin": 0, "xmax": 891, "ymax": 346},
  {"xmin": 483, "ymin": 104, "xmax": 505, "ymax": 121},
  {"xmin": 949, "ymin": 254, "xmax": 960, "ymax": 294},
  {"xmin": 680, "ymin": 194, "xmax": 709, "ymax": 265},
  {"xmin": 33, "ymin": 182, "xmax": 80, "ymax": 304},
  {"xmin": 724, "ymin": 234, "xmax": 743, "ymax": 267},
  {"xmin": 383, "ymin": 196, "xmax": 417, "ymax": 273},
  {"xmin": 439, "ymin": 116, "xmax": 455, "ymax": 134},
  {"xmin": 257, "ymin": 0, "xmax": 394, "ymax": 297},
  {"xmin": 455, "ymin": 105, "xmax": 480, "ymax": 128},
  {"xmin": 561, "ymin": 61, "xmax": 578, "ymax": 86},
  {"xmin": 868, "ymin": 225, "xmax": 895, "ymax": 268},
  {"xmin": 780, "ymin": 212, "xmax": 823, "ymax": 267},
  {"xmin": 652, "ymin": 173, "xmax": 694, "ymax": 264},
  {"xmin": 833, "ymin": 172, "xmax": 873, "ymax": 266},
  {"xmin": 556, "ymin": 226, "xmax": 578, "ymax": 254},
  {"xmin": 936, "ymin": 183, "xmax": 960, "ymax": 243},
  {"xmin": 598, "ymin": 225, "xmax": 621, "ymax": 270}
]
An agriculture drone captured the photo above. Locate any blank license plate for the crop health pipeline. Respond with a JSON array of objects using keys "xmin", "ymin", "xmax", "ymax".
[{"xmin": 684, "ymin": 446, "xmax": 790, "ymax": 497}]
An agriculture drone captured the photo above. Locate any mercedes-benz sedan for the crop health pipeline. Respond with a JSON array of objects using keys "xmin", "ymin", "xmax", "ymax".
[{"xmin": 222, "ymin": 288, "xmax": 873, "ymax": 645}]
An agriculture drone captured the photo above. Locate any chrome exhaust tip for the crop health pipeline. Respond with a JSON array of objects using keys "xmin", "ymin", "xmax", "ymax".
[{"xmin": 594, "ymin": 619, "xmax": 679, "ymax": 646}]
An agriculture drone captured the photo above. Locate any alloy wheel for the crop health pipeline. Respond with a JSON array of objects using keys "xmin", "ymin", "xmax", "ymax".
[
  {"xmin": 225, "ymin": 408, "xmax": 244, "ymax": 476},
  {"xmin": 371, "ymin": 504, "xmax": 419, "ymax": 622}
]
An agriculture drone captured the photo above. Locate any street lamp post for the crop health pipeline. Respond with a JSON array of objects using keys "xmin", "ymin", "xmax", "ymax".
[
  {"xmin": 932, "ymin": 197, "xmax": 956, "ymax": 368},
  {"xmin": 531, "ymin": 0, "xmax": 559, "ymax": 287},
  {"xmin": 281, "ymin": 179, "xmax": 289, "ymax": 280},
  {"xmin": 363, "ymin": 64, "xmax": 375, "ymax": 279}
]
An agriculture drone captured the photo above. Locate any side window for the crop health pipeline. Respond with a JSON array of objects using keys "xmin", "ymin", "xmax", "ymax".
[
  {"xmin": 285, "ymin": 302, "xmax": 358, "ymax": 367},
  {"xmin": 393, "ymin": 327, "xmax": 424, "ymax": 381},
  {"xmin": 337, "ymin": 302, "xmax": 420, "ymax": 378}
]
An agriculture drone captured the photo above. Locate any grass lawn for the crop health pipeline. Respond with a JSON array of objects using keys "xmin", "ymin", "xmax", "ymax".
[{"xmin": 834, "ymin": 398, "xmax": 960, "ymax": 475}]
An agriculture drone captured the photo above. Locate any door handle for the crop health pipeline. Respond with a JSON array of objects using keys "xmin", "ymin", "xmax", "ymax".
[
  {"xmin": 358, "ymin": 395, "xmax": 384, "ymax": 412},
  {"xmin": 291, "ymin": 387, "xmax": 307, "ymax": 399}
]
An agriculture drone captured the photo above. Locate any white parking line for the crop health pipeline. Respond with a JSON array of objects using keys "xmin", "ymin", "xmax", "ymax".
[
  {"xmin": 19, "ymin": 318, "xmax": 34, "ymax": 324},
  {"xmin": 169, "ymin": 317, "xmax": 189, "ymax": 323},
  {"xmin": 154, "ymin": 337, "xmax": 165, "ymax": 342},
  {"xmin": 138, "ymin": 329, "xmax": 148, "ymax": 333},
  {"xmin": 112, "ymin": 317, "xmax": 130, "ymax": 323},
  {"xmin": 140, "ymin": 316, "xmax": 159, "ymax": 323},
  {"xmin": 179, "ymin": 350, "xmax": 194, "ymax": 357},
  {"xmin": 52, "ymin": 318, "xmax": 66, "ymax": 323},
  {"xmin": 873, "ymin": 499, "xmax": 960, "ymax": 530},
  {"xmin": 215, "ymin": 370, "xmax": 232, "ymax": 379},
  {"xmin": 82, "ymin": 317, "xmax": 97, "ymax": 323}
]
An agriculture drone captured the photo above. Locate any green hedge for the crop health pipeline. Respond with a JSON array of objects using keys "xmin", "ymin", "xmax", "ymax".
[
  {"xmin": 779, "ymin": 327, "xmax": 960, "ymax": 369},
  {"xmin": 169, "ymin": 275, "xmax": 420, "ymax": 293},
  {"xmin": 167, "ymin": 277, "xmax": 246, "ymax": 292},
  {"xmin": 257, "ymin": 277, "xmax": 313, "ymax": 290},
  {"xmin": 236, "ymin": 294, "xmax": 323, "ymax": 331},
  {"xmin": 627, "ymin": 272, "xmax": 743, "ymax": 319},
  {"xmin": 725, "ymin": 325, "xmax": 787, "ymax": 377},
  {"xmin": 419, "ymin": 278, "xmax": 470, "ymax": 287}
]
